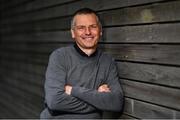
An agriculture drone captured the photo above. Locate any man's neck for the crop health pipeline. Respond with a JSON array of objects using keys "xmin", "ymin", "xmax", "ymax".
[
  {"xmin": 77, "ymin": 44, "xmax": 97, "ymax": 56},
  {"xmin": 83, "ymin": 49, "xmax": 96, "ymax": 56}
]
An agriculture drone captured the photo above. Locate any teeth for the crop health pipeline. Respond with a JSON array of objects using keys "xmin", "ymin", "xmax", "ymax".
[
  {"xmin": 82, "ymin": 38, "xmax": 92, "ymax": 40},
  {"xmin": 83, "ymin": 37, "xmax": 93, "ymax": 39},
  {"xmin": 86, "ymin": 38, "xmax": 92, "ymax": 39}
]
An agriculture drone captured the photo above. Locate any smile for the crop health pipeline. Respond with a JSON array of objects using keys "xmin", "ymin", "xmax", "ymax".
[{"xmin": 82, "ymin": 36, "xmax": 94, "ymax": 40}]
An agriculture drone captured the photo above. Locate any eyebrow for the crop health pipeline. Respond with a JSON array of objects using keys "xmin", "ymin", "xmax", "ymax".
[{"xmin": 75, "ymin": 24, "xmax": 98, "ymax": 26}]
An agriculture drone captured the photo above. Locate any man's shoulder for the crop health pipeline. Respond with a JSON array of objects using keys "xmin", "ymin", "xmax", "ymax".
[
  {"xmin": 52, "ymin": 45, "xmax": 73, "ymax": 55},
  {"xmin": 49, "ymin": 45, "xmax": 73, "ymax": 59}
]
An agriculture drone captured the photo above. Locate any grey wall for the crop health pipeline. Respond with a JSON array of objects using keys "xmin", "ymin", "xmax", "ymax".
[{"xmin": 0, "ymin": 0, "xmax": 180, "ymax": 119}]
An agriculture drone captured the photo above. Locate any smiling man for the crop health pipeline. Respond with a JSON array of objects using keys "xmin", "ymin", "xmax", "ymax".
[
  {"xmin": 40, "ymin": 8, "xmax": 124, "ymax": 119},
  {"xmin": 71, "ymin": 11, "xmax": 102, "ymax": 56}
]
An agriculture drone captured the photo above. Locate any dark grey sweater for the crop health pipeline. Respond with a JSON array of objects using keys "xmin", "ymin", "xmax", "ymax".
[{"xmin": 40, "ymin": 44, "xmax": 124, "ymax": 119}]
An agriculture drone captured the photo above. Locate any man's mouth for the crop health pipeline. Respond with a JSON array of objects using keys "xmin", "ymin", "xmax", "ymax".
[{"xmin": 82, "ymin": 36, "xmax": 94, "ymax": 40}]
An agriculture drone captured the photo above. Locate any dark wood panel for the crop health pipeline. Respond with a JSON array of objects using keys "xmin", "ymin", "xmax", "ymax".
[
  {"xmin": 2, "ymin": 0, "xmax": 179, "ymax": 25},
  {"xmin": 0, "ymin": 59, "xmax": 46, "ymax": 77},
  {"xmin": 1, "ymin": 0, "xmax": 167, "ymax": 19},
  {"xmin": 1, "ymin": 0, "xmax": 76, "ymax": 17},
  {"xmin": 0, "ymin": 45, "xmax": 49, "ymax": 65},
  {"xmin": 0, "ymin": 51, "xmax": 49, "ymax": 65},
  {"xmin": 176, "ymin": 112, "xmax": 180, "ymax": 119},
  {"xmin": 124, "ymin": 98, "xmax": 179, "ymax": 119},
  {"xmin": 1, "ymin": 1, "xmax": 180, "ymax": 34},
  {"xmin": 0, "ymin": 83, "xmax": 42, "ymax": 118},
  {"xmin": 104, "ymin": 23, "xmax": 180, "ymax": 43},
  {"xmin": 123, "ymin": 79, "xmax": 180, "ymax": 110},
  {"xmin": 0, "ymin": 0, "xmax": 31, "ymax": 11},
  {"xmin": 0, "ymin": 98, "xmax": 22, "ymax": 117},
  {"xmin": 0, "ymin": 43, "xmax": 54, "ymax": 62},
  {"xmin": 0, "ymin": 73, "xmax": 44, "ymax": 103},
  {"xmin": 1, "ymin": 68, "xmax": 44, "ymax": 88},
  {"xmin": 0, "ymin": 98, "xmax": 37, "ymax": 118},
  {"xmin": 0, "ymin": 17, "xmax": 71, "ymax": 33},
  {"xmin": 118, "ymin": 62, "xmax": 180, "ymax": 88},
  {"xmin": 0, "ymin": 43, "xmax": 68, "ymax": 54},
  {"xmin": 0, "ymin": 63, "xmax": 45, "ymax": 86},
  {"xmin": 0, "ymin": 97, "xmax": 40, "ymax": 118},
  {"xmin": 0, "ymin": 63, "xmax": 44, "ymax": 94},
  {"xmin": 101, "ymin": 44, "xmax": 180, "ymax": 65},
  {"xmin": 0, "ymin": 71, "xmax": 43, "ymax": 97},
  {"xmin": 1, "ymin": 31, "xmax": 72, "ymax": 42},
  {"xmin": 0, "ymin": 97, "xmax": 18, "ymax": 119},
  {"xmin": 100, "ymin": 1, "xmax": 180, "ymax": 26},
  {"xmin": 123, "ymin": 97, "xmax": 133, "ymax": 115},
  {"xmin": 133, "ymin": 99, "xmax": 177, "ymax": 119}
]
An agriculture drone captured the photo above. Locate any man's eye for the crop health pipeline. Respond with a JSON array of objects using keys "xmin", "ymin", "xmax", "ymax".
[
  {"xmin": 89, "ymin": 25, "xmax": 98, "ymax": 29},
  {"xmin": 76, "ymin": 26, "xmax": 85, "ymax": 30},
  {"xmin": 75, "ymin": 25, "xmax": 98, "ymax": 31},
  {"xmin": 91, "ymin": 25, "xmax": 98, "ymax": 28}
]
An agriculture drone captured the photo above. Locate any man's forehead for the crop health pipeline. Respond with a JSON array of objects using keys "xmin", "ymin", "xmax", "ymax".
[{"xmin": 74, "ymin": 14, "xmax": 98, "ymax": 24}]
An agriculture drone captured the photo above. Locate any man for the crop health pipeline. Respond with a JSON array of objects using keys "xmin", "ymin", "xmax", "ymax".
[{"xmin": 40, "ymin": 8, "xmax": 124, "ymax": 119}]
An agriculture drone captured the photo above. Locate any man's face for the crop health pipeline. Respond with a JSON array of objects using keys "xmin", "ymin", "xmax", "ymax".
[{"xmin": 71, "ymin": 14, "xmax": 102, "ymax": 50}]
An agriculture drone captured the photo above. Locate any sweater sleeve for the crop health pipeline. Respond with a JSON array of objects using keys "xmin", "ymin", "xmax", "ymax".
[
  {"xmin": 71, "ymin": 59, "xmax": 124, "ymax": 112},
  {"xmin": 45, "ymin": 50, "xmax": 96, "ymax": 114}
]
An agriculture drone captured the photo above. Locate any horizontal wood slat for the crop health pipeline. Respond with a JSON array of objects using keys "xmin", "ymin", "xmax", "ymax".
[
  {"xmin": 1, "ymin": 1, "xmax": 180, "ymax": 25},
  {"xmin": 0, "ymin": 68, "xmax": 44, "ymax": 89},
  {"xmin": 104, "ymin": 23, "xmax": 180, "ymax": 43},
  {"xmin": 0, "ymin": 71, "xmax": 43, "ymax": 97},
  {"xmin": 101, "ymin": 44, "xmax": 180, "ymax": 65},
  {"xmin": 123, "ymin": 79, "xmax": 180, "ymax": 110},
  {"xmin": 0, "ymin": 0, "xmax": 31, "ymax": 11},
  {"xmin": 100, "ymin": 1, "xmax": 180, "ymax": 26},
  {"xmin": 1, "ymin": 31, "xmax": 72, "ymax": 42},
  {"xmin": 1, "ymin": 0, "xmax": 76, "ymax": 15},
  {"xmin": 1, "ymin": 0, "xmax": 167, "ymax": 18},
  {"xmin": 0, "ymin": 59, "xmax": 46, "ymax": 76},
  {"xmin": 0, "ymin": 83, "xmax": 42, "ymax": 118},
  {"xmin": 118, "ymin": 62, "xmax": 180, "ymax": 88},
  {"xmin": 124, "ymin": 98, "xmax": 180, "ymax": 119}
]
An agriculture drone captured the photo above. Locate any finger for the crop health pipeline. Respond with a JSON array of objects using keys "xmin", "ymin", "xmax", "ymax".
[{"xmin": 98, "ymin": 87, "xmax": 110, "ymax": 92}]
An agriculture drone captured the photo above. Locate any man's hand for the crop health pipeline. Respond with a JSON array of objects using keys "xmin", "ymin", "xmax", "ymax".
[
  {"xmin": 65, "ymin": 84, "xmax": 110, "ymax": 95},
  {"xmin": 98, "ymin": 84, "xmax": 110, "ymax": 92},
  {"xmin": 65, "ymin": 85, "xmax": 72, "ymax": 95}
]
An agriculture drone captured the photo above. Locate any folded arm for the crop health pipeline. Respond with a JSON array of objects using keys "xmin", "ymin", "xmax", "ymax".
[{"xmin": 66, "ymin": 60, "xmax": 124, "ymax": 112}]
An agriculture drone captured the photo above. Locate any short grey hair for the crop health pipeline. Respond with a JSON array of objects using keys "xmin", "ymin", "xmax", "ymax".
[{"xmin": 71, "ymin": 8, "xmax": 102, "ymax": 30}]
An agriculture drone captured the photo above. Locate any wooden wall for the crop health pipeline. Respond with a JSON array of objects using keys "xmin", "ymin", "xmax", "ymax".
[{"xmin": 0, "ymin": 0, "xmax": 180, "ymax": 119}]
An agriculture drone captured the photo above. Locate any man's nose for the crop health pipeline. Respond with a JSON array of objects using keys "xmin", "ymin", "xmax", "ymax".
[{"xmin": 85, "ymin": 27, "xmax": 91, "ymax": 35}]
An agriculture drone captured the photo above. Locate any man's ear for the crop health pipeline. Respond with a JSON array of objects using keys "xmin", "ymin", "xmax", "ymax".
[{"xmin": 71, "ymin": 29, "xmax": 75, "ymax": 38}]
